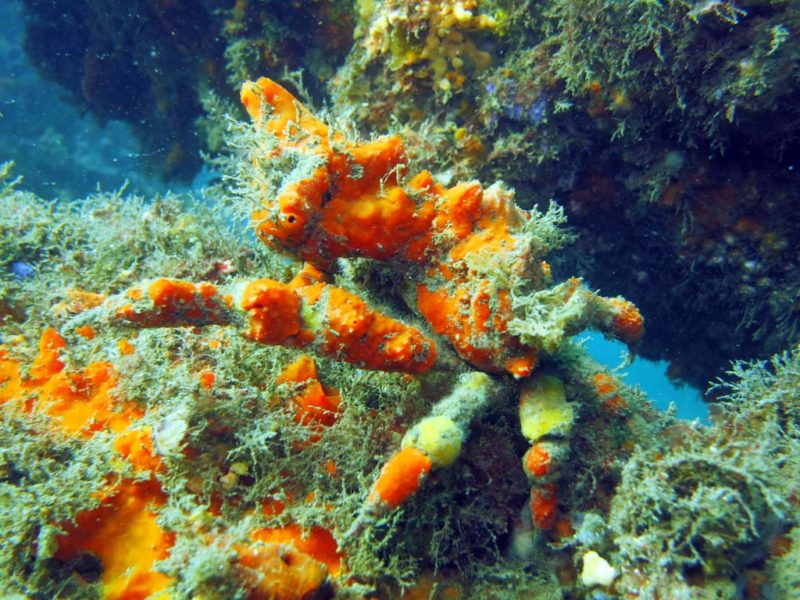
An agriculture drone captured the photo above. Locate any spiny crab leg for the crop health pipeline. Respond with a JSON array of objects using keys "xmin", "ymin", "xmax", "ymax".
[
  {"xmin": 344, "ymin": 372, "xmax": 511, "ymax": 540},
  {"xmin": 346, "ymin": 370, "xmax": 583, "ymax": 538},
  {"xmin": 68, "ymin": 264, "xmax": 437, "ymax": 374}
]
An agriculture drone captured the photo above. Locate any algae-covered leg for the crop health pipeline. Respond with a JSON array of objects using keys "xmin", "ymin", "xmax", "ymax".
[
  {"xmin": 98, "ymin": 278, "xmax": 241, "ymax": 329},
  {"xmin": 518, "ymin": 373, "xmax": 575, "ymax": 530},
  {"xmin": 344, "ymin": 372, "xmax": 510, "ymax": 540},
  {"xmin": 69, "ymin": 265, "xmax": 438, "ymax": 374},
  {"xmin": 507, "ymin": 277, "xmax": 645, "ymax": 359}
]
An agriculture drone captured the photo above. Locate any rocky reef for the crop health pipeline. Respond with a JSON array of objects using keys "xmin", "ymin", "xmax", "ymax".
[{"xmin": 2, "ymin": 1, "xmax": 800, "ymax": 598}]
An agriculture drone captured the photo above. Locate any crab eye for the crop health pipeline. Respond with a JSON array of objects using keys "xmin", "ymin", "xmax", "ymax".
[
  {"xmin": 274, "ymin": 208, "xmax": 307, "ymax": 244},
  {"xmin": 280, "ymin": 210, "xmax": 303, "ymax": 227}
]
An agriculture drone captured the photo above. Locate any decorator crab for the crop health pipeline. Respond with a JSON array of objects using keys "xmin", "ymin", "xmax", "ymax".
[{"xmin": 80, "ymin": 78, "xmax": 643, "ymax": 540}]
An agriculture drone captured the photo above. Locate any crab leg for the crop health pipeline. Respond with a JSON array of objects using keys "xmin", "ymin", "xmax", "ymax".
[
  {"xmin": 344, "ymin": 372, "xmax": 509, "ymax": 539},
  {"xmin": 69, "ymin": 265, "xmax": 437, "ymax": 374},
  {"xmin": 518, "ymin": 373, "xmax": 574, "ymax": 530}
]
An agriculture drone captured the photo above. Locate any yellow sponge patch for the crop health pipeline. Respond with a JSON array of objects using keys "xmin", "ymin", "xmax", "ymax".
[
  {"xmin": 402, "ymin": 416, "xmax": 462, "ymax": 468},
  {"xmin": 519, "ymin": 374, "xmax": 573, "ymax": 442}
]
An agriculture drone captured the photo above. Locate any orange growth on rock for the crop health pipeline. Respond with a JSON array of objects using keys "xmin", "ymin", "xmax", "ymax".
[
  {"xmin": 55, "ymin": 478, "xmax": 174, "ymax": 600},
  {"xmin": 0, "ymin": 331, "xmax": 356, "ymax": 599},
  {"xmin": 243, "ymin": 77, "xmax": 535, "ymax": 276},
  {"xmin": 524, "ymin": 443, "xmax": 552, "ymax": 478},
  {"xmin": 53, "ymin": 288, "xmax": 106, "ymax": 317},
  {"xmin": 4, "ymin": 335, "xmax": 172, "ymax": 595},
  {"xmin": 276, "ymin": 354, "xmax": 320, "ymax": 385},
  {"xmin": 261, "ymin": 496, "xmax": 288, "ymax": 517},
  {"xmin": 29, "ymin": 327, "xmax": 66, "ymax": 380},
  {"xmin": 237, "ymin": 78, "xmax": 644, "ymax": 377},
  {"xmin": 416, "ymin": 281, "xmax": 535, "ymax": 376},
  {"xmin": 118, "ymin": 338, "xmax": 136, "ymax": 355},
  {"xmin": 369, "ymin": 447, "xmax": 433, "ymax": 509},
  {"xmin": 593, "ymin": 372, "xmax": 627, "ymax": 413},
  {"xmin": 321, "ymin": 285, "xmax": 435, "ymax": 373},
  {"xmin": 505, "ymin": 354, "xmax": 537, "ymax": 379},
  {"xmin": 242, "ymin": 76, "xmax": 332, "ymax": 142},
  {"xmin": 1, "ymin": 330, "xmax": 161, "ymax": 467},
  {"xmin": 243, "ymin": 273, "xmax": 436, "ymax": 373},
  {"xmin": 251, "ymin": 524, "xmax": 342, "ymax": 576},
  {"xmin": 75, "ymin": 325, "xmax": 97, "ymax": 339},
  {"xmin": 127, "ymin": 286, "xmax": 144, "ymax": 301},
  {"xmin": 608, "ymin": 298, "xmax": 644, "ymax": 344},
  {"xmin": 113, "ymin": 426, "xmax": 163, "ymax": 472},
  {"xmin": 0, "ymin": 355, "xmax": 22, "ymax": 406},
  {"xmin": 236, "ymin": 538, "xmax": 331, "ymax": 600},
  {"xmin": 530, "ymin": 483, "xmax": 558, "ymax": 530},
  {"xmin": 112, "ymin": 279, "xmax": 233, "ymax": 328},
  {"xmin": 241, "ymin": 278, "xmax": 303, "ymax": 344},
  {"xmin": 148, "ymin": 277, "xmax": 198, "ymax": 307},
  {"xmin": 243, "ymin": 77, "xmax": 431, "ymax": 264},
  {"xmin": 276, "ymin": 355, "xmax": 341, "ymax": 429},
  {"xmin": 325, "ymin": 458, "xmax": 338, "ymax": 477},
  {"xmin": 241, "ymin": 79, "xmax": 647, "ymax": 380},
  {"xmin": 554, "ymin": 516, "xmax": 575, "ymax": 541},
  {"xmin": 199, "ymin": 369, "xmax": 216, "ymax": 389},
  {"xmin": 1, "ymin": 332, "xmax": 173, "ymax": 597},
  {"xmin": 147, "ymin": 279, "xmax": 227, "ymax": 325}
]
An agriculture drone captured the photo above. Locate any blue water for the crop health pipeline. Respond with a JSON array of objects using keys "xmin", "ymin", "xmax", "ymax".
[
  {"xmin": 580, "ymin": 333, "xmax": 709, "ymax": 422},
  {"xmin": 0, "ymin": 0, "xmax": 157, "ymax": 198}
]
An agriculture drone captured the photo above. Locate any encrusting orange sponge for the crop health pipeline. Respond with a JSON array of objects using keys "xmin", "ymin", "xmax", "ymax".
[
  {"xmin": 241, "ymin": 266, "xmax": 437, "ymax": 373},
  {"xmin": 368, "ymin": 447, "xmax": 433, "ymax": 509},
  {"xmin": 593, "ymin": 371, "xmax": 628, "ymax": 414},
  {"xmin": 100, "ymin": 267, "xmax": 437, "ymax": 374},
  {"xmin": 112, "ymin": 278, "xmax": 233, "ymax": 328},
  {"xmin": 86, "ymin": 78, "xmax": 642, "ymax": 381},
  {"xmin": 54, "ymin": 478, "xmax": 174, "ymax": 600},
  {"xmin": 530, "ymin": 483, "xmax": 559, "ymax": 530},
  {"xmin": 0, "ymin": 329, "xmax": 173, "ymax": 599},
  {"xmin": 242, "ymin": 79, "xmax": 541, "ymax": 377},
  {"xmin": 607, "ymin": 298, "xmax": 645, "ymax": 345},
  {"xmin": 275, "ymin": 354, "xmax": 341, "ymax": 435}
]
